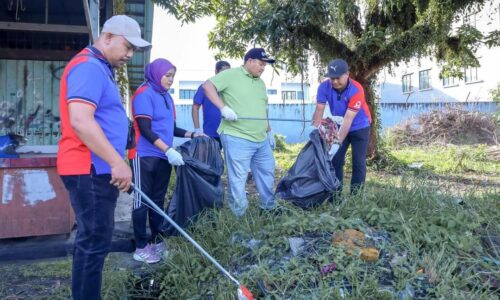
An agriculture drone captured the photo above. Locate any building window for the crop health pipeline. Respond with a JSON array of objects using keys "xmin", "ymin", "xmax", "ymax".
[
  {"xmin": 179, "ymin": 89, "xmax": 197, "ymax": 100},
  {"xmin": 419, "ymin": 70, "xmax": 431, "ymax": 90},
  {"xmin": 280, "ymin": 91, "xmax": 305, "ymax": 101},
  {"xmin": 442, "ymin": 76, "xmax": 457, "ymax": 87},
  {"xmin": 281, "ymin": 91, "xmax": 297, "ymax": 101},
  {"xmin": 402, "ymin": 74, "xmax": 413, "ymax": 93},
  {"xmin": 464, "ymin": 67, "xmax": 479, "ymax": 83},
  {"xmin": 280, "ymin": 83, "xmax": 309, "ymax": 101},
  {"xmin": 267, "ymin": 89, "xmax": 277, "ymax": 95},
  {"xmin": 168, "ymin": 88, "xmax": 175, "ymax": 94}
]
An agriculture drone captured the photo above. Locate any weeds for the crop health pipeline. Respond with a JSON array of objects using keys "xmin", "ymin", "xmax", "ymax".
[
  {"xmin": 1, "ymin": 141, "xmax": 498, "ymax": 299},
  {"xmin": 136, "ymin": 177, "xmax": 498, "ymax": 298}
]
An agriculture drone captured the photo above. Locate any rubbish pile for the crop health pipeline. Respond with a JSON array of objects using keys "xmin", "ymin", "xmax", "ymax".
[
  {"xmin": 388, "ymin": 108, "xmax": 499, "ymax": 146},
  {"xmin": 227, "ymin": 225, "xmax": 435, "ymax": 299}
]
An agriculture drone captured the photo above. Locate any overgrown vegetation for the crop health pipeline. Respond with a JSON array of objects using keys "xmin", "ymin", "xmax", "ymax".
[
  {"xmin": 490, "ymin": 83, "xmax": 500, "ymax": 102},
  {"xmin": 135, "ymin": 181, "xmax": 497, "ymax": 299},
  {"xmin": 386, "ymin": 108, "xmax": 499, "ymax": 146},
  {"xmin": 1, "ymin": 137, "xmax": 498, "ymax": 299},
  {"xmin": 129, "ymin": 141, "xmax": 499, "ymax": 299}
]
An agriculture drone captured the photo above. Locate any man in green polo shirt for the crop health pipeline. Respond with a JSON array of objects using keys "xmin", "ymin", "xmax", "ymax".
[{"xmin": 202, "ymin": 48, "xmax": 278, "ymax": 217}]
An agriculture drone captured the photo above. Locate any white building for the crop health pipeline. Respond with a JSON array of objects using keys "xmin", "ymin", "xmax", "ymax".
[{"xmin": 377, "ymin": 1, "xmax": 500, "ymax": 103}]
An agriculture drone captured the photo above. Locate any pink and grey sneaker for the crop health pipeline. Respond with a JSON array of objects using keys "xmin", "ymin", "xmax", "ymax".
[
  {"xmin": 133, "ymin": 244, "xmax": 161, "ymax": 264},
  {"xmin": 153, "ymin": 241, "xmax": 169, "ymax": 260}
]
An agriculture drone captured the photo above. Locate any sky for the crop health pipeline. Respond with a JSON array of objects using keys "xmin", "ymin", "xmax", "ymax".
[{"xmin": 150, "ymin": 6, "xmax": 241, "ymax": 76}]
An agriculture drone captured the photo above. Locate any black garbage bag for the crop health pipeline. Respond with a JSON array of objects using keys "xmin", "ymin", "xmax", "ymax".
[
  {"xmin": 275, "ymin": 130, "xmax": 340, "ymax": 209},
  {"xmin": 163, "ymin": 137, "xmax": 224, "ymax": 236}
]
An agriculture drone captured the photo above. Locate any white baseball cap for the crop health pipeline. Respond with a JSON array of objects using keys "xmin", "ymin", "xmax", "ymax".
[{"xmin": 101, "ymin": 15, "xmax": 152, "ymax": 51}]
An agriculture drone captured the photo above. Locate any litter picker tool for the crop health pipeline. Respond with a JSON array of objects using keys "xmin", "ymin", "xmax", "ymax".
[
  {"xmin": 238, "ymin": 116, "xmax": 312, "ymax": 123},
  {"xmin": 130, "ymin": 183, "xmax": 254, "ymax": 300}
]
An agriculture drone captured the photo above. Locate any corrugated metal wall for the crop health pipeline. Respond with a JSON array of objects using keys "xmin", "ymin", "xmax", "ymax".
[
  {"xmin": 0, "ymin": 59, "xmax": 65, "ymax": 145},
  {"xmin": 0, "ymin": 0, "xmax": 154, "ymax": 146}
]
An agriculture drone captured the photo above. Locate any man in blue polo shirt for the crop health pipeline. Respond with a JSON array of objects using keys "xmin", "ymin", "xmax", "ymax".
[
  {"xmin": 57, "ymin": 15, "xmax": 151, "ymax": 300},
  {"xmin": 311, "ymin": 59, "xmax": 372, "ymax": 197},
  {"xmin": 192, "ymin": 61, "xmax": 231, "ymax": 148}
]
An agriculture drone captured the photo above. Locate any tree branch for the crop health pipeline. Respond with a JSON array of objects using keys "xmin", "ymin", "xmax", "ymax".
[
  {"xmin": 343, "ymin": 0, "xmax": 363, "ymax": 38},
  {"xmin": 359, "ymin": 24, "xmax": 434, "ymax": 81},
  {"xmin": 296, "ymin": 24, "xmax": 354, "ymax": 62}
]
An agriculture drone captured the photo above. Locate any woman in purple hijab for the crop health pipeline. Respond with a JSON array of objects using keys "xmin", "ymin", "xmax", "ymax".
[{"xmin": 128, "ymin": 58, "xmax": 205, "ymax": 264}]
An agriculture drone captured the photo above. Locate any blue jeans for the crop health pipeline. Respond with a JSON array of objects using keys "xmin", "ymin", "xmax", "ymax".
[
  {"xmin": 331, "ymin": 126, "xmax": 370, "ymax": 194},
  {"xmin": 220, "ymin": 133, "xmax": 275, "ymax": 216},
  {"xmin": 61, "ymin": 166, "xmax": 118, "ymax": 300}
]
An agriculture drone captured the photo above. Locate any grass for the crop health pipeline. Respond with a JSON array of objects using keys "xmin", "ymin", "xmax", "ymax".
[
  {"xmin": 131, "ymin": 142, "xmax": 499, "ymax": 299},
  {"xmin": 1, "ymin": 142, "xmax": 498, "ymax": 299},
  {"xmin": 389, "ymin": 144, "xmax": 499, "ymax": 176},
  {"xmin": 139, "ymin": 187, "xmax": 498, "ymax": 299},
  {"xmin": 0, "ymin": 258, "xmax": 72, "ymax": 299}
]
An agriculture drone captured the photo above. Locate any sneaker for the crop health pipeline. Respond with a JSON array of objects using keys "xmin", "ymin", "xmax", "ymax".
[
  {"xmin": 133, "ymin": 244, "xmax": 160, "ymax": 264},
  {"xmin": 153, "ymin": 241, "xmax": 169, "ymax": 259}
]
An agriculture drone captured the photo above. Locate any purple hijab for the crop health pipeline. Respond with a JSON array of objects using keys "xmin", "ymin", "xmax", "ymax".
[{"xmin": 144, "ymin": 58, "xmax": 176, "ymax": 93}]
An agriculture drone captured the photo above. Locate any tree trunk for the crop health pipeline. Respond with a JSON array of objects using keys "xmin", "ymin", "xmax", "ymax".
[{"xmin": 355, "ymin": 77, "xmax": 381, "ymax": 160}]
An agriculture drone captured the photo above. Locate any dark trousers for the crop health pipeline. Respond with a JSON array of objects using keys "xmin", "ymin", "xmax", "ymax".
[
  {"xmin": 130, "ymin": 156, "xmax": 172, "ymax": 248},
  {"xmin": 331, "ymin": 126, "xmax": 370, "ymax": 194},
  {"xmin": 61, "ymin": 166, "xmax": 119, "ymax": 300}
]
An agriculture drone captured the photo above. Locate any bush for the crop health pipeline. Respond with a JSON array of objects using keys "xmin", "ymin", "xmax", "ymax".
[{"xmin": 490, "ymin": 82, "xmax": 500, "ymax": 102}]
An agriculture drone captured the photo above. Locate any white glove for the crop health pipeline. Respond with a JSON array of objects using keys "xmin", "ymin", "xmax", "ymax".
[
  {"xmin": 328, "ymin": 142, "xmax": 341, "ymax": 160},
  {"xmin": 331, "ymin": 116, "xmax": 344, "ymax": 125},
  {"xmin": 221, "ymin": 106, "xmax": 238, "ymax": 121},
  {"xmin": 268, "ymin": 131, "xmax": 276, "ymax": 150},
  {"xmin": 194, "ymin": 128, "xmax": 203, "ymax": 134},
  {"xmin": 165, "ymin": 148, "xmax": 185, "ymax": 166}
]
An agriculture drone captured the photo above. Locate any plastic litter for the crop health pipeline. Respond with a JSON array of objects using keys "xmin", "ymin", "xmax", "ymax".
[
  {"xmin": 320, "ymin": 262, "xmax": 337, "ymax": 277},
  {"xmin": 288, "ymin": 237, "xmax": 305, "ymax": 256}
]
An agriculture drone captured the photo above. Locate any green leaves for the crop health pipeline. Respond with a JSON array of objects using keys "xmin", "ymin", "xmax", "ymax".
[{"xmin": 153, "ymin": 0, "xmax": 493, "ymax": 83}]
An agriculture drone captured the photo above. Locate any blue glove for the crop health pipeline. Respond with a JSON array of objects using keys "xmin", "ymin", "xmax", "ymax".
[{"xmin": 268, "ymin": 131, "xmax": 276, "ymax": 150}]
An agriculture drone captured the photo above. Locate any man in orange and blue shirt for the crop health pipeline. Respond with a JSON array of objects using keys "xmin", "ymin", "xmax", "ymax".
[
  {"xmin": 57, "ymin": 15, "xmax": 151, "ymax": 300},
  {"xmin": 312, "ymin": 58, "xmax": 371, "ymax": 197}
]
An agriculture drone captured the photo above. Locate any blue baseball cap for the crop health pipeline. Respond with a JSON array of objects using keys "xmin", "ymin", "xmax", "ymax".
[
  {"xmin": 325, "ymin": 59, "xmax": 349, "ymax": 78},
  {"xmin": 244, "ymin": 48, "xmax": 276, "ymax": 63}
]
